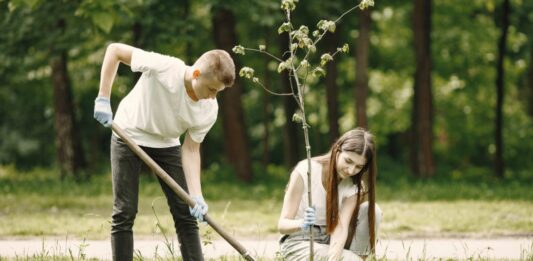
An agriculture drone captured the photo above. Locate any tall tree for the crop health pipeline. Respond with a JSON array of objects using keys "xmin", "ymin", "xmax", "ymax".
[
  {"xmin": 325, "ymin": 28, "xmax": 340, "ymax": 143},
  {"xmin": 262, "ymin": 32, "xmax": 272, "ymax": 167},
  {"xmin": 495, "ymin": 0, "xmax": 510, "ymax": 178},
  {"xmin": 212, "ymin": 6, "xmax": 253, "ymax": 182},
  {"xmin": 529, "ymin": 43, "xmax": 533, "ymax": 118},
  {"xmin": 355, "ymin": 8, "xmax": 371, "ymax": 129},
  {"xmin": 411, "ymin": 0, "xmax": 435, "ymax": 178},
  {"xmin": 50, "ymin": 18, "xmax": 85, "ymax": 179},
  {"xmin": 279, "ymin": 34, "xmax": 300, "ymax": 168}
]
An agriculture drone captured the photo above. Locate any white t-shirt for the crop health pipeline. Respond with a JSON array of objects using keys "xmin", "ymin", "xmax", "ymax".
[
  {"xmin": 293, "ymin": 159, "xmax": 357, "ymax": 226},
  {"xmin": 113, "ymin": 49, "xmax": 218, "ymax": 148}
]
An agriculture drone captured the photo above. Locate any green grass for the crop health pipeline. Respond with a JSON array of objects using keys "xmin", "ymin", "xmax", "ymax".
[{"xmin": 0, "ymin": 165, "xmax": 532, "ymax": 241}]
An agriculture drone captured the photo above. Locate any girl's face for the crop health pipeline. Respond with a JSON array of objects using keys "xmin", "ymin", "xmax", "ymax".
[{"xmin": 336, "ymin": 151, "xmax": 367, "ymax": 179}]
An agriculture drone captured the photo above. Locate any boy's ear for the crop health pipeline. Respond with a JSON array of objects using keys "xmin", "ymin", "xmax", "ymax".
[{"xmin": 193, "ymin": 69, "xmax": 201, "ymax": 79}]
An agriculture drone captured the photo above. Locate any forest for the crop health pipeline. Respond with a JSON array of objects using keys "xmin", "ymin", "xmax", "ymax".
[{"xmin": 1, "ymin": 0, "xmax": 533, "ymax": 183}]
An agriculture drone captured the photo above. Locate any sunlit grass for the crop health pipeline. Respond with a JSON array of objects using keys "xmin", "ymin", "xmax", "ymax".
[{"xmin": 1, "ymin": 166, "xmax": 532, "ymax": 241}]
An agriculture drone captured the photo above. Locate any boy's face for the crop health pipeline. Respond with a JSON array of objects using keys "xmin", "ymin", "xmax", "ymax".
[{"xmin": 192, "ymin": 75, "xmax": 226, "ymax": 100}]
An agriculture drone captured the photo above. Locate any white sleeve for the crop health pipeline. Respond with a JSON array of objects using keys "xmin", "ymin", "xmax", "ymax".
[
  {"xmin": 131, "ymin": 49, "xmax": 177, "ymax": 74},
  {"xmin": 187, "ymin": 112, "xmax": 217, "ymax": 143}
]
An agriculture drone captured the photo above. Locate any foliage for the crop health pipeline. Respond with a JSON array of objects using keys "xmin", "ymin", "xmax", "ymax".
[{"xmin": 0, "ymin": 0, "xmax": 532, "ymax": 180}]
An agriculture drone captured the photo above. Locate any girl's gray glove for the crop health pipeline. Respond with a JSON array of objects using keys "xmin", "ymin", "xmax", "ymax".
[{"xmin": 301, "ymin": 206, "xmax": 316, "ymax": 231}]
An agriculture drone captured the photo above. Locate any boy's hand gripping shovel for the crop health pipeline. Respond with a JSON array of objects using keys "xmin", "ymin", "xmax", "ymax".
[{"xmin": 111, "ymin": 123, "xmax": 256, "ymax": 261}]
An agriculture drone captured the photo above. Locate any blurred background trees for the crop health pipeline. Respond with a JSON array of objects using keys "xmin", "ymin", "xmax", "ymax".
[{"xmin": 1, "ymin": 0, "xmax": 532, "ymax": 182}]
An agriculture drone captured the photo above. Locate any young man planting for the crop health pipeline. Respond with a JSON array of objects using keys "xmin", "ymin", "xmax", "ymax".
[{"xmin": 94, "ymin": 43, "xmax": 235, "ymax": 261}]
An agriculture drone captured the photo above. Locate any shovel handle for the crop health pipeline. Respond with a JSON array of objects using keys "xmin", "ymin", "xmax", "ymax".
[{"xmin": 111, "ymin": 123, "xmax": 256, "ymax": 261}]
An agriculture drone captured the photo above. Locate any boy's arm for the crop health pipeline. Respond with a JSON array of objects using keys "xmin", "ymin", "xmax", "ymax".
[
  {"xmin": 182, "ymin": 132, "xmax": 208, "ymax": 220},
  {"xmin": 98, "ymin": 43, "xmax": 134, "ymax": 98},
  {"xmin": 182, "ymin": 132, "xmax": 202, "ymax": 197}
]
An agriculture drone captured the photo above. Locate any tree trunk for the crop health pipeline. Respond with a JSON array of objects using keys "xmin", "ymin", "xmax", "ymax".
[
  {"xmin": 529, "ymin": 43, "xmax": 533, "ymax": 118},
  {"xmin": 212, "ymin": 7, "xmax": 252, "ymax": 182},
  {"xmin": 132, "ymin": 21, "xmax": 143, "ymax": 83},
  {"xmin": 262, "ymin": 32, "xmax": 271, "ymax": 167},
  {"xmin": 182, "ymin": 0, "xmax": 193, "ymax": 64},
  {"xmin": 355, "ymin": 8, "xmax": 371, "ymax": 129},
  {"xmin": 495, "ymin": 0, "xmax": 510, "ymax": 178},
  {"xmin": 279, "ymin": 34, "xmax": 300, "ymax": 168},
  {"xmin": 51, "ymin": 50, "xmax": 85, "ymax": 179},
  {"xmin": 325, "ymin": 27, "xmax": 340, "ymax": 143},
  {"xmin": 411, "ymin": 0, "xmax": 434, "ymax": 178}
]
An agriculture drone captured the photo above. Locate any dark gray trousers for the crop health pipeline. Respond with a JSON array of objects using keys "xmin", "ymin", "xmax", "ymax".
[{"xmin": 110, "ymin": 135, "xmax": 203, "ymax": 261}]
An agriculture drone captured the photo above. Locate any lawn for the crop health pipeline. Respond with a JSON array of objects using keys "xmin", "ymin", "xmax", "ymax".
[{"xmin": 1, "ymin": 165, "xmax": 532, "ymax": 241}]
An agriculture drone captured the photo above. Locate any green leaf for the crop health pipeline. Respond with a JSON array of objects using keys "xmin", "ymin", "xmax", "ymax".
[
  {"xmin": 292, "ymin": 113, "xmax": 303, "ymax": 123},
  {"xmin": 359, "ymin": 0, "xmax": 375, "ymax": 10},
  {"xmin": 92, "ymin": 12, "xmax": 114, "ymax": 33},
  {"xmin": 320, "ymin": 53, "xmax": 333, "ymax": 66},
  {"xmin": 278, "ymin": 22, "xmax": 293, "ymax": 34},
  {"xmin": 281, "ymin": 0, "xmax": 298, "ymax": 11},
  {"xmin": 239, "ymin": 67, "xmax": 255, "ymax": 79},
  {"xmin": 313, "ymin": 67, "xmax": 326, "ymax": 77},
  {"xmin": 232, "ymin": 45, "xmax": 246, "ymax": 55}
]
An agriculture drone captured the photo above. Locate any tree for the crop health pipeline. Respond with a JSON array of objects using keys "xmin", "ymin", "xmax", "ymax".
[
  {"xmin": 325, "ymin": 28, "xmax": 341, "ymax": 143},
  {"xmin": 235, "ymin": 0, "xmax": 375, "ymax": 257},
  {"xmin": 212, "ymin": 6, "xmax": 253, "ymax": 182},
  {"xmin": 495, "ymin": 0, "xmax": 510, "ymax": 178},
  {"xmin": 355, "ymin": 8, "xmax": 371, "ymax": 128},
  {"xmin": 411, "ymin": 0, "xmax": 435, "ymax": 178},
  {"xmin": 279, "ymin": 33, "xmax": 301, "ymax": 168},
  {"xmin": 50, "ymin": 39, "xmax": 85, "ymax": 179}
]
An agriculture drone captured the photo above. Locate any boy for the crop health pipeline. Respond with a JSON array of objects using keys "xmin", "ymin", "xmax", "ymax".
[{"xmin": 93, "ymin": 43, "xmax": 235, "ymax": 261}]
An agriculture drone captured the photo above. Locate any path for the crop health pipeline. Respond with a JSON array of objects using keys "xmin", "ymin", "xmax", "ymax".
[{"xmin": 1, "ymin": 237, "xmax": 531, "ymax": 260}]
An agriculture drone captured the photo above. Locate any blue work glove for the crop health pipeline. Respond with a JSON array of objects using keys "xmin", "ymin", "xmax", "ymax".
[
  {"xmin": 301, "ymin": 206, "xmax": 316, "ymax": 231},
  {"xmin": 94, "ymin": 96, "xmax": 113, "ymax": 127},
  {"xmin": 189, "ymin": 195, "xmax": 208, "ymax": 222}
]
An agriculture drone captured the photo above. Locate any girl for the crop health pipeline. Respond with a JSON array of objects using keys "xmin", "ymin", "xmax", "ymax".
[{"xmin": 278, "ymin": 128, "xmax": 382, "ymax": 261}]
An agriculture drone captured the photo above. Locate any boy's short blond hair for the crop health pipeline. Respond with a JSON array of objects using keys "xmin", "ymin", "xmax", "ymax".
[{"xmin": 194, "ymin": 50, "xmax": 235, "ymax": 87}]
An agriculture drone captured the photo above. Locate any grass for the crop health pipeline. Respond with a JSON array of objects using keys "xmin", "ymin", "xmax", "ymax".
[
  {"xmin": 0, "ymin": 165, "xmax": 533, "ymax": 260},
  {"xmin": 1, "ymin": 165, "xmax": 533, "ymax": 240}
]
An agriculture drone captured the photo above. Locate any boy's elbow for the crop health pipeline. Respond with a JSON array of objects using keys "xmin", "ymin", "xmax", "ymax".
[
  {"xmin": 106, "ymin": 43, "xmax": 118, "ymax": 54},
  {"xmin": 106, "ymin": 43, "xmax": 132, "ymax": 65}
]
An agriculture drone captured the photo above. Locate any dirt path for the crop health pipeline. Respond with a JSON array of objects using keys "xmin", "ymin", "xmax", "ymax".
[{"xmin": 1, "ymin": 237, "xmax": 532, "ymax": 260}]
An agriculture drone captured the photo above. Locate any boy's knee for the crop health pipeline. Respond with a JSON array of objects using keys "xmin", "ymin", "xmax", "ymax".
[{"xmin": 111, "ymin": 208, "xmax": 137, "ymax": 231}]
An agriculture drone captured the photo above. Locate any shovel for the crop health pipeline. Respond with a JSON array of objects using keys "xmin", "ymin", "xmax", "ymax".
[{"xmin": 111, "ymin": 123, "xmax": 256, "ymax": 261}]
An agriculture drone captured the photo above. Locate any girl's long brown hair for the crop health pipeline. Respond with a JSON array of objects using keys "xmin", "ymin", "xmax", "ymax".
[{"xmin": 319, "ymin": 128, "xmax": 377, "ymax": 253}]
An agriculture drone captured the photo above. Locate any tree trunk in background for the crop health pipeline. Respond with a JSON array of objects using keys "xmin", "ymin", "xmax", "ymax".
[
  {"xmin": 279, "ymin": 34, "xmax": 300, "ymax": 169},
  {"xmin": 325, "ymin": 27, "xmax": 340, "ymax": 144},
  {"xmin": 355, "ymin": 8, "xmax": 371, "ymax": 129},
  {"xmin": 529, "ymin": 43, "xmax": 533, "ymax": 118},
  {"xmin": 495, "ymin": 0, "xmax": 510, "ymax": 178},
  {"xmin": 411, "ymin": 0, "xmax": 434, "ymax": 178},
  {"xmin": 212, "ymin": 7, "xmax": 252, "ymax": 182},
  {"xmin": 262, "ymin": 32, "xmax": 271, "ymax": 167},
  {"xmin": 132, "ymin": 21, "xmax": 143, "ymax": 83},
  {"xmin": 183, "ymin": 0, "xmax": 193, "ymax": 64},
  {"xmin": 51, "ymin": 45, "xmax": 85, "ymax": 179}
]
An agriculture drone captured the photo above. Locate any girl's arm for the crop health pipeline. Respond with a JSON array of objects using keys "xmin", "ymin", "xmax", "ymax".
[
  {"xmin": 278, "ymin": 170, "xmax": 305, "ymax": 234},
  {"xmin": 327, "ymin": 194, "xmax": 357, "ymax": 261}
]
